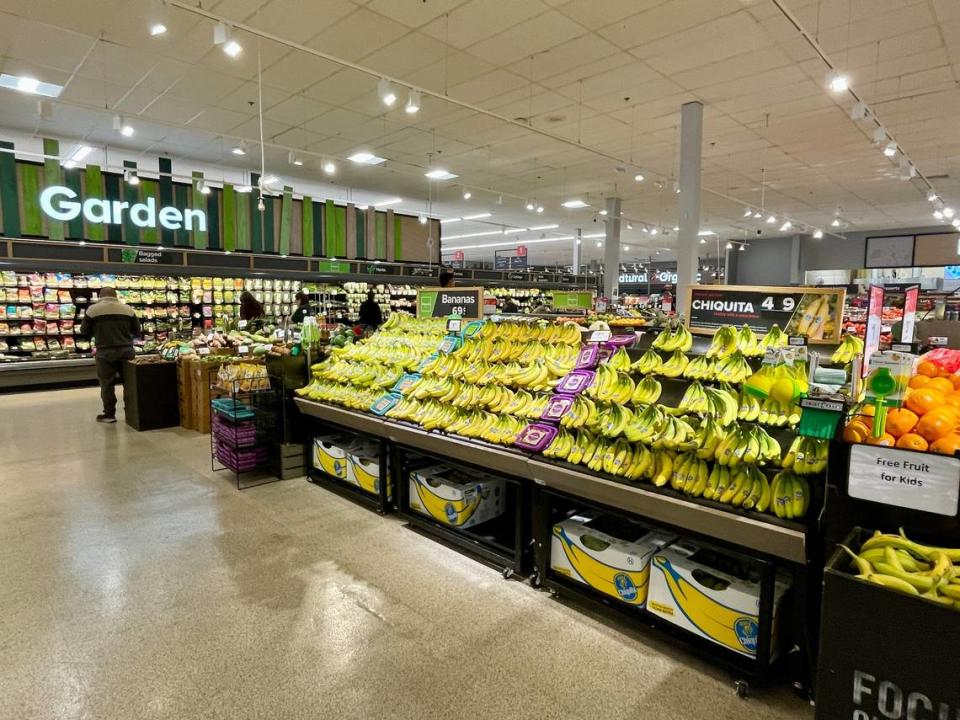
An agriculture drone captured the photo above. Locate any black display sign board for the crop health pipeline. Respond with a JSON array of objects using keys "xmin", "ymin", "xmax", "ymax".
[
  {"xmin": 408, "ymin": 265, "xmax": 436, "ymax": 277},
  {"xmin": 685, "ymin": 284, "xmax": 844, "ymax": 344},
  {"xmin": 494, "ymin": 254, "xmax": 527, "ymax": 269},
  {"xmin": 365, "ymin": 263, "xmax": 396, "ymax": 275},
  {"xmin": 119, "ymin": 248, "xmax": 180, "ymax": 265},
  {"xmin": 507, "ymin": 271, "xmax": 526, "ymax": 281},
  {"xmin": 417, "ymin": 286, "xmax": 483, "ymax": 319}
]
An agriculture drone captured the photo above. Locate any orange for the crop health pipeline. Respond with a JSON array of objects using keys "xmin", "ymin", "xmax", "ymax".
[
  {"xmin": 884, "ymin": 408, "xmax": 918, "ymax": 437},
  {"xmin": 866, "ymin": 433, "xmax": 896, "ymax": 447},
  {"xmin": 930, "ymin": 434, "xmax": 960, "ymax": 456},
  {"xmin": 949, "ymin": 374, "xmax": 960, "ymax": 390},
  {"xmin": 905, "ymin": 388, "xmax": 945, "ymax": 416},
  {"xmin": 909, "ymin": 375, "xmax": 931, "ymax": 390},
  {"xmin": 945, "ymin": 393, "xmax": 960, "ymax": 411},
  {"xmin": 925, "ymin": 406, "xmax": 960, "ymax": 425},
  {"xmin": 925, "ymin": 377, "xmax": 954, "ymax": 396},
  {"xmin": 917, "ymin": 361, "xmax": 940, "ymax": 377},
  {"xmin": 842, "ymin": 423, "xmax": 869, "ymax": 444},
  {"xmin": 860, "ymin": 404, "xmax": 876, "ymax": 417},
  {"xmin": 896, "ymin": 433, "xmax": 929, "ymax": 451},
  {"xmin": 916, "ymin": 412, "xmax": 957, "ymax": 442}
]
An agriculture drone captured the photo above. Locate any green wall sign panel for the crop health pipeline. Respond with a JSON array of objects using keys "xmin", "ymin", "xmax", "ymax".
[
  {"xmin": 0, "ymin": 140, "xmax": 20, "ymax": 238},
  {"xmin": 123, "ymin": 160, "xmax": 140, "ymax": 246},
  {"xmin": 317, "ymin": 260, "xmax": 350, "ymax": 273},
  {"xmin": 551, "ymin": 291, "xmax": 594, "ymax": 310},
  {"xmin": 158, "ymin": 157, "xmax": 175, "ymax": 247},
  {"xmin": 279, "ymin": 186, "xmax": 292, "ymax": 256},
  {"xmin": 43, "ymin": 139, "xmax": 64, "ymax": 241},
  {"xmin": 83, "ymin": 164, "xmax": 104, "ymax": 242}
]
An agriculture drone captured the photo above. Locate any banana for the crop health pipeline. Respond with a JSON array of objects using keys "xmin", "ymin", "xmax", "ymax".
[{"xmin": 651, "ymin": 451, "xmax": 675, "ymax": 487}]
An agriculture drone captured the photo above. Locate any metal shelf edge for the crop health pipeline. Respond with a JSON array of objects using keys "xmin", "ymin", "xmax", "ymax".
[
  {"xmin": 384, "ymin": 422, "xmax": 531, "ymax": 478},
  {"xmin": 527, "ymin": 459, "xmax": 806, "ymax": 564},
  {"xmin": 293, "ymin": 398, "xmax": 386, "ymax": 435}
]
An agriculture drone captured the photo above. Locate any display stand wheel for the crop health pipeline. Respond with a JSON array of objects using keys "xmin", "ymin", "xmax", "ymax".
[
  {"xmin": 529, "ymin": 570, "xmax": 541, "ymax": 588},
  {"xmin": 501, "ymin": 567, "xmax": 514, "ymax": 580},
  {"xmin": 735, "ymin": 680, "xmax": 750, "ymax": 699}
]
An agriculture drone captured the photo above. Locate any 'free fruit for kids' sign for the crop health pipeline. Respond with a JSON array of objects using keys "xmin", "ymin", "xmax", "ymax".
[{"xmin": 417, "ymin": 287, "xmax": 483, "ymax": 319}]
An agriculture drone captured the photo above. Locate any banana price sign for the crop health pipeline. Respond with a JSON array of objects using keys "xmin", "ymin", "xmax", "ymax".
[
  {"xmin": 417, "ymin": 287, "xmax": 483, "ymax": 319},
  {"xmin": 686, "ymin": 285, "xmax": 845, "ymax": 344}
]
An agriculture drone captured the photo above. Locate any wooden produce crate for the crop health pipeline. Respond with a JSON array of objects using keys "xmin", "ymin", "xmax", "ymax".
[
  {"xmin": 188, "ymin": 357, "xmax": 231, "ymax": 434},
  {"xmin": 276, "ymin": 442, "xmax": 306, "ymax": 480},
  {"xmin": 177, "ymin": 359, "xmax": 196, "ymax": 431}
]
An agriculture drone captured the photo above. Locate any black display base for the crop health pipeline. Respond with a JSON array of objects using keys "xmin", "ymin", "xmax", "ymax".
[
  {"xmin": 122, "ymin": 360, "xmax": 179, "ymax": 431},
  {"xmin": 307, "ymin": 468, "xmax": 389, "ymax": 515},
  {"xmin": 815, "ymin": 528, "xmax": 960, "ymax": 720}
]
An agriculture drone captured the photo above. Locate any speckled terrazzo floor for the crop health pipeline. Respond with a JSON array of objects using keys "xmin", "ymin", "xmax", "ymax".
[{"xmin": 0, "ymin": 387, "xmax": 813, "ymax": 720}]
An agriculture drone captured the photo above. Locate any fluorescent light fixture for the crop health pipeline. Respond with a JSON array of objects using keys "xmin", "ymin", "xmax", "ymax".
[
  {"xmin": 883, "ymin": 141, "xmax": 897, "ymax": 157},
  {"xmin": 374, "ymin": 197, "xmax": 402, "ymax": 207},
  {"xmin": 404, "ymin": 89, "xmax": 421, "ymax": 114},
  {"xmin": 634, "ymin": 172, "xmax": 645, "ymax": 182},
  {"xmin": 743, "ymin": 206, "xmax": 753, "ymax": 217},
  {"xmin": 826, "ymin": 71, "xmax": 848, "ymax": 93},
  {"xmin": 562, "ymin": 199, "xmax": 589, "ymax": 209},
  {"xmin": 378, "ymin": 78, "xmax": 396, "ymax": 106},
  {"xmin": 528, "ymin": 224, "xmax": 558, "ymax": 231},
  {"xmin": 288, "ymin": 151, "xmax": 303, "ymax": 166},
  {"xmin": 322, "ymin": 159, "xmax": 336, "ymax": 175},
  {"xmin": 461, "ymin": 213, "xmax": 491, "ymax": 220},
  {"xmin": 425, "ymin": 168, "xmax": 458, "ymax": 180},
  {"xmin": 462, "ymin": 189, "xmax": 471, "ymax": 200},
  {"xmin": 419, "ymin": 214, "xmax": 427, "ymax": 224},
  {"xmin": 17, "ymin": 76, "xmax": 40, "ymax": 94},
  {"xmin": 440, "ymin": 217, "xmax": 461, "ymax": 224},
  {"xmin": 69, "ymin": 145, "xmax": 94, "ymax": 164},
  {"xmin": 150, "ymin": 23, "xmax": 167, "ymax": 36},
  {"xmin": 231, "ymin": 141, "xmax": 247, "ymax": 156},
  {"xmin": 766, "ymin": 215, "xmax": 776, "ymax": 224},
  {"xmin": 525, "ymin": 200, "xmax": 535, "ymax": 211},
  {"xmin": 697, "ymin": 230, "xmax": 716, "ymax": 236},
  {"xmin": 928, "ymin": 191, "xmax": 939, "ymax": 203},
  {"xmin": 348, "ymin": 151, "xmax": 386, "ymax": 165},
  {"xmin": 945, "ymin": 207, "xmax": 956, "ymax": 219},
  {"xmin": 356, "ymin": 204, "xmax": 369, "ymax": 210},
  {"xmin": 935, "ymin": 210, "xmax": 945, "ymax": 220},
  {"xmin": 0, "ymin": 74, "xmax": 63, "ymax": 98},
  {"xmin": 502, "ymin": 227, "xmax": 527, "ymax": 235},
  {"xmin": 445, "ymin": 235, "xmax": 573, "ymax": 251},
  {"xmin": 726, "ymin": 241, "xmax": 734, "ymax": 249},
  {"xmin": 813, "ymin": 229, "xmax": 823, "ymax": 239},
  {"xmin": 236, "ymin": 184, "xmax": 253, "ymax": 193},
  {"xmin": 442, "ymin": 230, "xmax": 506, "ymax": 241},
  {"xmin": 63, "ymin": 161, "xmax": 76, "ymax": 169},
  {"xmin": 581, "ymin": 233, "xmax": 605, "ymax": 239},
  {"xmin": 831, "ymin": 218, "xmax": 841, "ymax": 227}
]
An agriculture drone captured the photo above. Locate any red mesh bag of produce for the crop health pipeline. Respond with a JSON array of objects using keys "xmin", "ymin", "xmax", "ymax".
[{"xmin": 920, "ymin": 348, "xmax": 960, "ymax": 373}]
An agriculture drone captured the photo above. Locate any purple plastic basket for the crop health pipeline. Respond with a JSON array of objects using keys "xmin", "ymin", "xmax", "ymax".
[
  {"xmin": 574, "ymin": 345, "xmax": 600, "ymax": 369},
  {"xmin": 215, "ymin": 439, "xmax": 269, "ymax": 472},
  {"xmin": 541, "ymin": 394, "xmax": 575, "ymax": 423},
  {"xmin": 514, "ymin": 423, "xmax": 559, "ymax": 452},
  {"xmin": 556, "ymin": 370, "xmax": 595, "ymax": 395},
  {"xmin": 606, "ymin": 334, "xmax": 637, "ymax": 347}
]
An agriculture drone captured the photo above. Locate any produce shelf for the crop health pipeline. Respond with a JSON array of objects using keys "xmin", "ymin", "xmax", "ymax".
[{"xmin": 294, "ymin": 398, "xmax": 386, "ymax": 435}]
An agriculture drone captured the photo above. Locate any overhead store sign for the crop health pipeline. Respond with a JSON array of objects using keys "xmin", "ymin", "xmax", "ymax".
[
  {"xmin": 40, "ymin": 186, "xmax": 207, "ymax": 231},
  {"xmin": 551, "ymin": 291, "xmax": 594, "ymax": 310},
  {"xmin": 619, "ymin": 270, "xmax": 679, "ymax": 284},
  {"xmin": 417, "ymin": 287, "xmax": 483, "ymax": 319},
  {"xmin": 685, "ymin": 284, "xmax": 845, "ymax": 343}
]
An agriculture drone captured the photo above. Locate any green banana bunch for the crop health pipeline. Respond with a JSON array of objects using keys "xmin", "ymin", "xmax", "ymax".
[
  {"xmin": 542, "ymin": 427, "xmax": 575, "ymax": 460},
  {"xmin": 631, "ymin": 349, "xmax": 663, "ymax": 375},
  {"xmin": 659, "ymin": 349, "xmax": 690, "ymax": 378},
  {"xmin": 831, "ymin": 333, "xmax": 865, "ymax": 364},
  {"xmin": 598, "ymin": 404, "xmax": 634, "ymax": 438},
  {"xmin": 713, "ymin": 351, "xmax": 752, "ymax": 383},
  {"xmin": 560, "ymin": 394, "xmax": 597, "ymax": 429},
  {"xmin": 736, "ymin": 325, "xmax": 762, "ymax": 357},
  {"xmin": 705, "ymin": 325, "xmax": 738, "ymax": 359},
  {"xmin": 677, "ymin": 381, "xmax": 710, "ymax": 414},
  {"xmin": 782, "ymin": 436, "xmax": 829, "ymax": 474},
  {"xmin": 652, "ymin": 324, "xmax": 693, "ymax": 352},
  {"xmin": 760, "ymin": 323, "xmax": 788, "ymax": 350},
  {"xmin": 630, "ymin": 376, "xmax": 662, "ymax": 405},
  {"xmin": 623, "ymin": 404, "xmax": 666, "ymax": 443},
  {"xmin": 607, "ymin": 347, "xmax": 632, "ymax": 372},
  {"xmin": 682, "ymin": 355, "xmax": 716, "ymax": 380},
  {"xmin": 771, "ymin": 470, "xmax": 809, "ymax": 519},
  {"xmin": 652, "ymin": 415, "xmax": 695, "ymax": 451}
]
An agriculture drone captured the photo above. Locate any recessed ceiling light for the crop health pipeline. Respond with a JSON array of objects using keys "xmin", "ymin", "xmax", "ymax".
[
  {"xmin": 348, "ymin": 151, "xmax": 386, "ymax": 165},
  {"xmin": 826, "ymin": 71, "xmax": 848, "ymax": 93},
  {"xmin": 323, "ymin": 159, "xmax": 336, "ymax": 175},
  {"xmin": 231, "ymin": 141, "xmax": 247, "ymax": 156},
  {"xmin": 425, "ymin": 168, "xmax": 458, "ymax": 180},
  {"xmin": 378, "ymin": 78, "xmax": 396, "ymax": 107},
  {"xmin": 0, "ymin": 73, "xmax": 64, "ymax": 98},
  {"xmin": 562, "ymin": 199, "xmax": 589, "ymax": 209},
  {"xmin": 461, "ymin": 213, "xmax": 491, "ymax": 220},
  {"xmin": 374, "ymin": 197, "xmax": 402, "ymax": 207},
  {"xmin": 634, "ymin": 173, "xmax": 645, "ymax": 182},
  {"xmin": 813, "ymin": 229, "xmax": 823, "ymax": 239},
  {"xmin": 150, "ymin": 23, "xmax": 167, "ymax": 36}
]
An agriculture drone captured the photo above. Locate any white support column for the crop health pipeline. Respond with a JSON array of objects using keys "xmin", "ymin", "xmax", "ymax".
[
  {"xmin": 789, "ymin": 234, "xmax": 802, "ymax": 284},
  {"xmin": 603, "ymin": 197, "xmax": 621, "ymax": 301},
  {"xmin": 676, "ymin": 101, "xmax": 703, "ymax": 315},
  {"xmin": 573, "ymin": 228, "xmax": 582, "ymax": 274}
]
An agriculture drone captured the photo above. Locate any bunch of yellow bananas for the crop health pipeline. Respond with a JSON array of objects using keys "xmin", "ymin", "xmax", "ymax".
[
  {"xmin": 713, "ymin": 423, "xmax": 782, "ymax": 466},
  {"xmin": 623, "ymin": 404, "xmax": 667, "ymax": 444},
  {"xmin": 705, "ymin": 325, "xmax": 740, "ymax": 359},
  {"xmin": 659, "ymin": 349, "xmax": 690, "ymax": 378},
  {"xmin": 651, "ymin": 415, "xmax": 696, "ymax": 450},
  {"xmin": 299, "ymin": 380, "xmax": 380, "ymax": 409},
  {"xmin": 831, "ymin": 333, "xmax": 864, "ymax": 364},
  {"xmin": 682, "ymin": 355, "xmax": 716, "ymax": 380},
  {"xmin": 590, "ymin": 365, "xmax": 635, "ymax": 404},
  {"xmin": 675, "ymin": 382, "xmax": 737, "ymax": 425},
  {"xmin": 770, "ymin": 470, "xmax": 809, "ymax": 519},
  {"xmin": 606, "ymin": 346, "xmax": 632, "ymax": 371},
  {"xmin": 760, "ymin": 323, "xmax": 788, "ymax": 350},
  {"xmin": 631, "ymin": 349, "xmax": 663, "ymax": 375},
  {"xmin": 713, "ymin": 351, "xmax": 753, "ymax": 383},
  {"xmin": 842, "ymin": 530, "xmax": 960, "ymax": 609},
  {"xmin": 597, "ymin": 404, "xmax": 634, "ymax": 438},
  {"xmin": 478, "ymin": 414, "xmax": 526, "ymax": 445},
  {"xmin": 652, "ymin": 324, "xmax": 694, "ymax": 352},
  {"xmin": 630, "ymin": 376, "xmax": 662, "ymax": 405},
  {"xmin": 482, "ymin": 319, "xmax": 582, "ymax": 346},
  {"xmin": 670, "ymin": 452, "xmax": 710, "ymax": 496},
  {"xmin": 782, "ymin": 436, "xmax": 829, "ymax": 474},
  {"xmin": 691, "ymin": 416, "xmax": 729, "ymax": 460},
  {"xmin": 708, "ymin": 464, "xmax": 771, "ymax": 510},
  {"xmin": 559, "ymin": 395, "xmax": 597, "ymax": 429}
]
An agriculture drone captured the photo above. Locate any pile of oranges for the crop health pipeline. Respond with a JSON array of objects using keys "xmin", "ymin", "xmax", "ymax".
[{"xmin": 843, "ymin": 361, "xmax": 960, "ymax": 455}]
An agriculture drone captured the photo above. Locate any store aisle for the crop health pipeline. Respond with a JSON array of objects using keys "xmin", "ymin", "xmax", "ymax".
[{"xmin": 0, "ymin": 387, "xmax": 811, "ymax": 720}]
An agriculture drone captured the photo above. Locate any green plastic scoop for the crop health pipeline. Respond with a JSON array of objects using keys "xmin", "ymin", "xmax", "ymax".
[{"xmin": 868, "ymin": 367, "xmax": 897, "ymax": 438}]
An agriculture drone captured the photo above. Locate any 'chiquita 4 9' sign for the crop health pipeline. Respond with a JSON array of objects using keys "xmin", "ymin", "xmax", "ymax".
[{"xmin": 40, "ymin": 185, "xmax": 207, "ymax": 231}]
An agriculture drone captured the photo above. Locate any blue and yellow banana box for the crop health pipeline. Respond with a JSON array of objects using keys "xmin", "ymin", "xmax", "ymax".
[
  {"xmin": 346, "ymin": 441, "xmax": 392, "ymax": 499},
  {"xmin": 408, "ymin": 465, "xmax": 504, "ymax": 529},
  {"xmin": 312, "ymin": 436, "xmax": 349, "ymax": 479},
  {"xmin": 647, "ymin": 541, "xmax": 790, "ymax": 659},
  {"xmin": 550, "ymin": 514, "xmax": 676, "ymax": 606}
]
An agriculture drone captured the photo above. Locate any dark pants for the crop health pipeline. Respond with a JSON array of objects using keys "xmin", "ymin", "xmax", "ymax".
[{"xmin": 95, "ymin": 347, "xmax": 134, "ymax": 417}]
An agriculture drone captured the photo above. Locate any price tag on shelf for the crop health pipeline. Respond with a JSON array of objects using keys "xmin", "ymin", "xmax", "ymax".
[
  {"xmin": 928, "ymin": 336, "xmax": 948, "ymax": 347},
  {"xmin": 788, "ymin": 335, "xmax": 807, "ymax": 347},
  {"xmin": 588, "ymin": 329, "xmax": 611, "ymax": 343},
  {"xmin": 197, "ymin": 347, "xmax": 211, "ymax": 356},
  {"xmin": 848, "ymin": 445, "xmax": 960, "ymax": 516},
  {"xmin": 274, "ymin": 329, "xmax": 285, "ymax": 340},
  {"xmin": 446, "ymin": 318, "xmax": 462, "ymax": 334},
  {"xmin": 238, "ymin": 345, "xmax": 249, "ymax": 355},
  {"xmin": 238, "ymin": 320, "xmax": 248, "ymax": 329},
  {"xmin": 292, "ymin": 331, "xmax": 302, "ymax": 342}
]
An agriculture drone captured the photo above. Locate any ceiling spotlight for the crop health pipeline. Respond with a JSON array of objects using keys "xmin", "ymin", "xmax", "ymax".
[
  {"xmin": 214, "ymin": 23, "xmax": 242, "ymax": 57},
  {"xmin": 124, "ymin": 169, "xmax": 139, "ymax": 186},
  {"xmin": 738, "ymin": 243, "xmax": 746, "ymax": 251},
  {"xmin": 642, "ymin": 227, "xmax": 649, "ymax": 233},
  {"xmin": 826, "ymin": 71, "xmax": 849, "ymax": 93},
  {"xmin": 419, "ymin": 214, "xmax": 427, "ymax": 225},
  {"xmin": 872, "ymin": 126, "xmax": 887, "ymax": 145},
  {"xmin": 257, "ymin": 197, "xmax": 266, "ymax": 212},
  {"xmin": 725, "ymin": 241, "xmax": 734, "ymax": 250},
  {"xmin": 935, "ymin": 210, "xmax": 945, "ymax": 220},
  {"xmin": 945, "ymin": 207, "xmax": 956, "ymax": 219},
  {"xmin": 634, "ymin": 172, "xmax": 645, "ymax": 182},
  {"xmin": 650, "ymin": 228, "xmax": 658, "ymax": 236},
  {"xmin": 743, "ymin": 206, "xmax": 753, "ymax": 217},
  {"xmin": 378, "ymin": 78, "xmax": 397, "ymax": 107},
  {"xmin": 851, "ymin": 101, "xmax": 868, "ymax": 120},
  {"xmin": 672, "ymin": 180, "xmax": 680, "ymax": 194},
  {"xmin": 766, "ymin": 214, "xmax": 776, "ymax": 224},
  {"xmin": 752, "ymin": 210, "xmax": 762, "ymax": 219},
  {"xmin": 231, "ymin": 141, "xmax": 247, "ymax": 156},
  {"xmin": 623, "ymin": 245, "xmax": 630, "ymax": 251},
  {"xmin": 404, "ymin": 89, "xmax": 421, "ymax": 114},
  {"xmin": 149, "ymin": 23, "xmax": 167, "ymax": 36},
  {"xmin": 813, "ymin": 229, "xmax": 823, "ymax": 239},
  {"xmin": 627, "ymin": 223, "xmax": 633, "ymax": 230},
  {"xmin": 197, "ymin": 179, "xmax": 210, "ymax": 195},
  {"xmin": 699, "ymin": 237, "xmax": 707, "ymax": 244},
  {"xmin": 536, "ymin": 205, "xmax": 544, "ymax": 213},
  {"xmin": 599, "ymin": 209, "xmax": 608, "ymax": 216},
  {"xmin": 288, "ymin": 151, "xmax": 303, "ymax": 166},
  {"xmin": 831, "ymin": 218, "xmax": 841, "ymax": 227},
  {"xmin": 883, "ymin": 140, "xmax": 897, "ymax": 158},
  {"xmin": 525, "ymin": 200, "xmax": 535, "ymax": 211},
  {"xmin": 596, "ymin": 241, "xmax": 602, "ymax": 247},
  {"xmin": 928, "ymin": 191, "xmax": 939, "ymax": 203},
  {"xmin": 113, "ymin": 114, "xmax": 134, "ymax": 137},
  {"xmin": 673, "ymin": 226, "xmax": 679, "ymax": 231},
  {"xmin": 322, "ymin": 159, "xmax": 336, "ymax": 175},
  {"xmin": 462, "ymin": 188, "xmax": 471, "ymax": 200},
  {"xmin": 780, "ymin": 221, "xmax": 792, "ymax": 231}
]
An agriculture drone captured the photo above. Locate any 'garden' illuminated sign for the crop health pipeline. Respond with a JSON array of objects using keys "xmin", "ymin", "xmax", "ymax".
[{"xmin": 39, "ymin": 185, "xmax": 206, "ymax": 231}]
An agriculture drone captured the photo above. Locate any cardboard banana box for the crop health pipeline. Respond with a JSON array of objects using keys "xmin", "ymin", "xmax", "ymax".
[
  {"xmin": 408, "ymin": 465, "xmax": 504, "ymax": 529},
  {"xmin": 312, "ymin": 436, "xmax": 349, "ymax": 479},
  {"xmin": 346, "ymin": 440, "xmax": 391, "ymax": 499},
  {"xmin": 647, "ymin": 540, "xmax": 790, "ymax": 659},
  {"xmin": 550, "ymin": 514, "xmax": 676, "ymax": 606}
]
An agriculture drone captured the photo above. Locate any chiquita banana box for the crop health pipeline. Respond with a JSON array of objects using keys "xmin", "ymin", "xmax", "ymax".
[
  {"xmin": 312, "ymin": 436, "xmax": 348, "ymax": 479},
  {"xmin": 550, "ymin": 514, "xmax": 677, "ymax": 606},
  {"xmin": 346, "ymin": 441, "xmax": 391, "ymax": 499},
  {"xmin": 408, "ymin": 465, "xmax": 504, "ymax": 529},
  {"xmin": 647, "ymin": 541, "xmax": 790, "ymax": 659}
]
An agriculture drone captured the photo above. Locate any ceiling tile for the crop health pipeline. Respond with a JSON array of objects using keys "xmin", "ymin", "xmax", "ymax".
[
  {"xmin": 466, "ymin": 11, "xmax": 585, "ymax": 67},
  {"xmin": 420, "ymin": 0, "xmax": 548, "ymax": 48}
]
